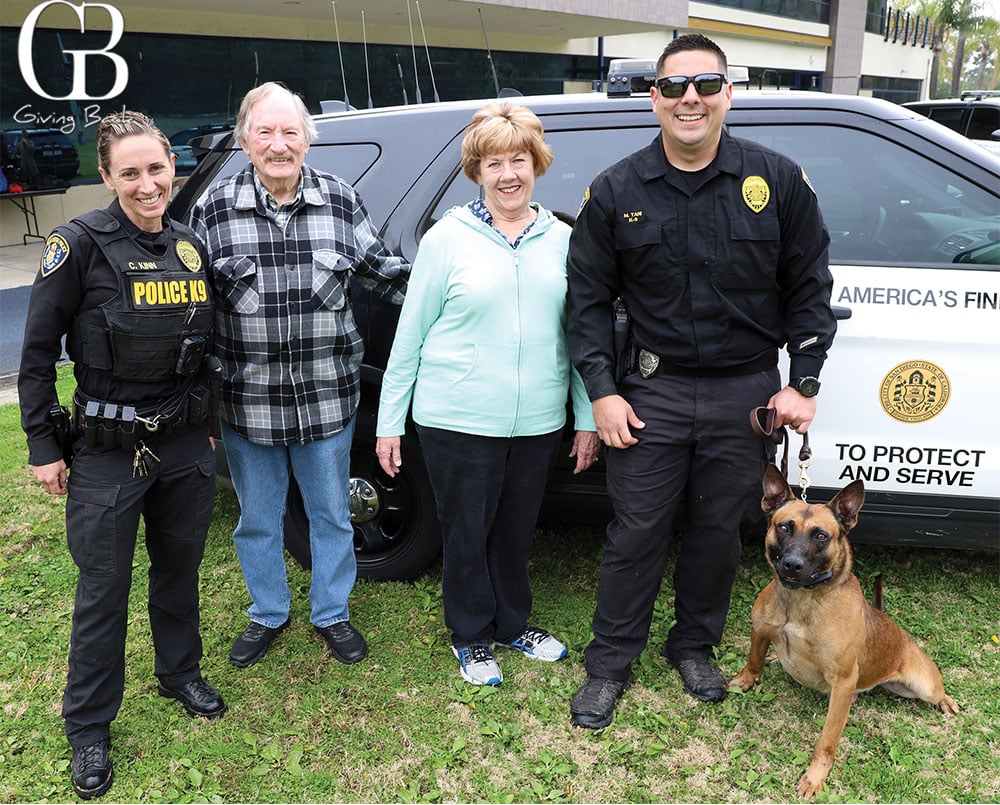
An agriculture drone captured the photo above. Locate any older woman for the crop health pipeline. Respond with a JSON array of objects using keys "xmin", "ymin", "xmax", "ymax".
[
  {"xmin": 18, "ymin": 111, "xmax": 225, "ymax": 800},
  {"xmin": 376, "ymin": 102, "xmax": 599, "ymax": 686}
]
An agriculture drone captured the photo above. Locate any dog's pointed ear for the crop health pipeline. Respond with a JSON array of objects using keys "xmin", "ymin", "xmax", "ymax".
[
  {"xmin": 762, "ymin": 463, "xmax": 793, "ymax": 515},
  {"xmin": 827, "ymin": 479, "xmax": 866, "ymax": 534}
]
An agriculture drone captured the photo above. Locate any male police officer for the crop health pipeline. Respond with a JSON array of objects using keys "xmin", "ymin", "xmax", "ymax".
[{"xmin": 566, "ymin": 34, "xmax": 836, "ymax": 728}]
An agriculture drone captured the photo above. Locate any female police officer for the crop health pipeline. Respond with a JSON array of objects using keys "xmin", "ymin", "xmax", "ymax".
[{"xmin": 18, "ymin": 111, "xmax": 226, "ymax": 800}]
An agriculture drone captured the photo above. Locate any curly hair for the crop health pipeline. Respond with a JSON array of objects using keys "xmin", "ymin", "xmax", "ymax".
[{"xmin": 460, "ymin": 102, "xmax": 554, "ymax": 183}]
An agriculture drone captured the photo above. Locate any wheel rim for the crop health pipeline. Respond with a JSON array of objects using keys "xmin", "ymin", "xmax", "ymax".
[{"xmin": 349, "ymin": 447, "xmax": 419, "ymax": 559}]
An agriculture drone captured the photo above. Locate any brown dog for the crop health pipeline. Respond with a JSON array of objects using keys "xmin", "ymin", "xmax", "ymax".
[{"xmin": 730, "ymin": 464, "xmax": 960, "ymax": 798}]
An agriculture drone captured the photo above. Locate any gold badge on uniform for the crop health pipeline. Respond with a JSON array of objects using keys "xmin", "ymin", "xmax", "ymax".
[
  {"xmin": 175, "ymin": 240, "xmax": 202, "ymax": 272},
  {"xmin": 879, "ymin": 360, "xmax": 951, "ymax": 423},
  {"xmin": 741, "ymin": 175, "xmax": 770, "ymax": 214},
  {"xmin": 40, "ymin": 233, "xmax": 70, "ymax": 277}
]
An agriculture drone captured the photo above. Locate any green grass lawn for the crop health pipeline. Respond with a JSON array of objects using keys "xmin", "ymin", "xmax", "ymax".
[{"xmin": 1, "ymin": 366, "xmax": 998, "ymax": 803}]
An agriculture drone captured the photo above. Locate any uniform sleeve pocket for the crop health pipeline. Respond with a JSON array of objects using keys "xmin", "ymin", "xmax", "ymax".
[
  {"xmin": 312, "ymin": 249, "xmax": 352, "ymax": 311},
  {"xmin": 213, "ymin": 256, "xmax": 259, "ymax": 314}
]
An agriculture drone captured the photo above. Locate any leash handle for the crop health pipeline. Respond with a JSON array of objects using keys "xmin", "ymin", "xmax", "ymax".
[{"xmin": 750, "ymin": 406, "xmax": 812, "ymax": 498}]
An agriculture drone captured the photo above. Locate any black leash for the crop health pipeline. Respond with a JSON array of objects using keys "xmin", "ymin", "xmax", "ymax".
[{"xmin": 750, "ymin": 406, "xmax": 813, "ymax": 500}]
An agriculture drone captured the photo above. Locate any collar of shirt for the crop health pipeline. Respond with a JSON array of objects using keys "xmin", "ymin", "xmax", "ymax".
[
  {"xmin": 252, "ymin": 169, "xmax": 304, "ymax": 228},
  {"xmin": 468, "ymin": 198, "xmax": 538, "ymax": 248},
  {"xmin": 636, "ymin": 129, "xmax": 742, "ymax": 187}
]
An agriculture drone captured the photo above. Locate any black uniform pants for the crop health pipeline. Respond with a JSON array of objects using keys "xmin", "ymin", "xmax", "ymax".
[
  {"xmin": 584, "ymin": 368, "xmax": 778, "ymax": 682},
  {"xmin": 62, "ymin": 423, "xmax": 216, "ymax": 748},
  {"xmin": 416, "ymin": 425, "xmax": 562, "ymax": 647}
]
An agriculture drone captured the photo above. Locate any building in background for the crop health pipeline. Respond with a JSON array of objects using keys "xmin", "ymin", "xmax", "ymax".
[{"xmin": 1, "ymin": 0, "xmax": 935, "ymax": 150}]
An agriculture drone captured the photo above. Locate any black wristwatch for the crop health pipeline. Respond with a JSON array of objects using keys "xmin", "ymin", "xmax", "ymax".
[{"xmin": 791, "ymin": 376, "xmax": 821, "ymax": 397}]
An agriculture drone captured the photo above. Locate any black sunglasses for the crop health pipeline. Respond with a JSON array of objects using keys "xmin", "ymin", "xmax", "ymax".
[{"xmin": 654, "ymin": 73, "xmax": 727, "ymax": 98}]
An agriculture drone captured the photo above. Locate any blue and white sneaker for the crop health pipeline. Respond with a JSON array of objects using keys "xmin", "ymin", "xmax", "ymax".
[
  {"xmin": 500, "ymin": 626, "xmax": 568, "ymax": 662},
  {"xmin": 452, "ymin": 643, "xmax": 503, "ymax": 686}
]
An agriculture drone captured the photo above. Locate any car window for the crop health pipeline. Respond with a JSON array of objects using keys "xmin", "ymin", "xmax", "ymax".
[
  {"xmin": 732, "ymin": 123, "xmax": 999, "ymax": 267},
  {"xmin": 428, "ymin": 127, "xmax": 656, "ymax": 224},
  {"xmin": 967, "ymin": 106, "xmax": 1000, "ymax": 141},
  {"xmin": 297, "ymin": 142, "xmax": 381, "ymax": 186},
  {"xmin": 924, "ymin": 106, "xmax": 967, "ymax": 133}
]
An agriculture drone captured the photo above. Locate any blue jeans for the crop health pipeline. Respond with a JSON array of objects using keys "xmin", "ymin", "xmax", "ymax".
[{"xmin": 220, "ymin": 418, "xmax": 357, "ymax": 628}]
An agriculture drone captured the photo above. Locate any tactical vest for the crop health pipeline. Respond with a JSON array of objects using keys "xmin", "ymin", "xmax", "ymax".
[{"xmin": 68, "ymin": 209, "xmax": 214, "ymax": 382}]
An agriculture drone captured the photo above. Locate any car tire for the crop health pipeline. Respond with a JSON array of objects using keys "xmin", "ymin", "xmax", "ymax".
[{"xmin": 282, "ymin": 427, "xmax": 442, "ymax": 581}]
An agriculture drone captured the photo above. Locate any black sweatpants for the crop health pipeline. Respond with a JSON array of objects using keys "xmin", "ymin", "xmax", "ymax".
[{"xmin": 416, "ymin": 425, "xmax": 562, "ymax": 647}]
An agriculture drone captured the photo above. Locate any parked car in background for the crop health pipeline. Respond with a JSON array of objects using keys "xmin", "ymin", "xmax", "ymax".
[
  {"xmin": 170, "ymin": 89, "xmax": 1000, "ymax": 580},
  {"xmin": 168, "ymin": 123, "xmax": 233, "ymax": 173},
  {"xmin": 903, "ymin": 92, "xmax": 1000, "ymax": 154},
  {"xmin": 1, "ymin": 128, "xmax": 79, "ymax": 183}
]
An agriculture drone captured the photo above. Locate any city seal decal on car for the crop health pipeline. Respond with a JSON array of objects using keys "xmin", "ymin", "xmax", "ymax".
[
  {"xmin": 741, "ymin": 175, "xmax": 770, "ymax": 213},
  {"xmin": 879, "ymin": 360, "xmax": 951, "ymax": 423},
  {"xmin": 40, "ymin": 233, "xmax": 71, "ymax": 277},
  {"xmin": 175, "ymin": 240, "xmax": 203, "ymax": 272}
]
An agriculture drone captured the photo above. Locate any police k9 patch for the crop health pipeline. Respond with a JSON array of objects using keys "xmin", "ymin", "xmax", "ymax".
[{"xmin": 40, "ymin": 233, "xmax": 71, "ymax": 277}]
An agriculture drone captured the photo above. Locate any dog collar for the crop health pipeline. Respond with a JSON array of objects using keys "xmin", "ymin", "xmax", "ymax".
[{"xmin": 801, "ymin": 570, "xmax": 834, "ymax": 588}]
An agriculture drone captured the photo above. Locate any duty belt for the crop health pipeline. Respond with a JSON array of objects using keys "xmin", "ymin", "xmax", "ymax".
[
  {"xmin": 635, "ymin": 348, "xmax": 777, "ymax": 380},
  {"xmin": 72, "ymin": 394, "xmax": 173, "ymax": 451}
]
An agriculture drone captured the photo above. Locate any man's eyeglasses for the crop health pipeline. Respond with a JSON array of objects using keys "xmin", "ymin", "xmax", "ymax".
[{"xmin": 654, "ymin": 73, "xmax": 727, "ymax": 98}]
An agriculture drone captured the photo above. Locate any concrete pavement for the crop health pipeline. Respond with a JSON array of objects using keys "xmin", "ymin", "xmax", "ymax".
[{"xmin": 0, "ymin": 242, "xmax": 43, "ymax": 404}]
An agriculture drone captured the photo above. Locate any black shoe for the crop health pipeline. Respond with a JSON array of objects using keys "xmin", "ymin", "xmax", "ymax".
[
  {"xmin": 158, "ymin": 676, "xmax": 228, "ymax": 719},
  {"xmin": 71, "ymin": 740, "xmax": 113, "ymax": 800},
  {"xmin": 314, "ymin": 620, "xmax": 368, "ymax": 664},
  {"xmin": 570, "ymin": 673, "xmax": 633, "ymax": 729},
  {"xmin": 666, "ymin": 653, "xmax": 728, "ymax": 703},
  {"xmin": 230, "ymin": 618, "xmax": 289, "ymax": 667}
]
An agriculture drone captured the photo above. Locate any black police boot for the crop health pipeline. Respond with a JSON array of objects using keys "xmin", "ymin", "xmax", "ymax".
[{"xmin": 71, "ymin": 740, "xmax": 113, "ymax": 800}]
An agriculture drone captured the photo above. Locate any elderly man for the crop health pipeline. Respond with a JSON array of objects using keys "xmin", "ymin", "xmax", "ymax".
[{"xmin": 190, "ymin": 82, "xmax": 409, "ymax": 668}]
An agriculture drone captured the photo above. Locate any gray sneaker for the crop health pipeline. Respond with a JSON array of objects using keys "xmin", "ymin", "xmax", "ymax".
[
  {"xmin": 452, "ymin": 643, "xmax": 503, "ymax": 686},
  {"xmin": 499, "ymin": 625, "xmax": 568, "ymax": 661}
]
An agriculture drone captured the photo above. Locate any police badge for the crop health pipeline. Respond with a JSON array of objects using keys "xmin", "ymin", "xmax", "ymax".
[{"xmin": 638, "ymin": 348, "xmax": 660, "ymax": 379}]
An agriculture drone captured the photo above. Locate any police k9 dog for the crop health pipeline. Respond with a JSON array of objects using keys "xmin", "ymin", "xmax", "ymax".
[{"xmin": 729, "ymin": 464, "xmax": 959, "ymax": 798}]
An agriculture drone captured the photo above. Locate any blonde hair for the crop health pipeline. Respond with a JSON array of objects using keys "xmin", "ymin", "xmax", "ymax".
[
  {"xmin": 96, "ymin": 110, "xmax": 171, "ymax": 173},
  {"xmin": 235, "ymin": 82, "xmax": 318, "ymax": 146},
  {"xmin": 460, "ymin": 102, "xmax": 554, "ymax": 183}
]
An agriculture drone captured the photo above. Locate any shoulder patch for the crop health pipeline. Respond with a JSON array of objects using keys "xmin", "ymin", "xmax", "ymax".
[
  {"xmin": 577, "ymin": 185, "xmax": 591, "ymax": 215},
  {"xmin": 40, "ymin": 234, "xmax": 71, "ymax": 277},
  {"xmin": 801, "ymin": 167, "xmax": 816, "ymax": 194},
  {"xmin": 742, "ymin": 175, "xmax": 770, "ymax": 214},
  {"xmin": 175, "ymin": 239, "xmax": 203, "ymax": 272}
]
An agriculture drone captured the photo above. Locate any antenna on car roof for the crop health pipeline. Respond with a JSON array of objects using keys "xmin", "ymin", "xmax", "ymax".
[
  {"xmin": 395, "ymin": 52, "xmax": 409, "ymax": 105},
  {"xmin": 406, "ymin": 1, "xmax": 423, "ymax": 104},
  {"xmin": 415, "ymin": 1, "xmax": 440, "ymax": 102},
  {"xmin": 330, "ymin": 1, "xmax": 350, "ymax": 109},
  {"xmin": 361, "ymin": 10, "xmax": 373, "ymax": 108},
  {"xmin": 478, "ymin": 7, "xmax": 501, "ymax": 97}
]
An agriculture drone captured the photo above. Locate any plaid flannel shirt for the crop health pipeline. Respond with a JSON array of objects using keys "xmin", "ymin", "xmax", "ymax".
[{"xmin": 190, "ymin": 164, "xmax": 409, "ymax": 445}]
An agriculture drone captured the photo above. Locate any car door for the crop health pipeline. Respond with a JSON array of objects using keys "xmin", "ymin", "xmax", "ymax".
[{"xmin": 731, "ymin": 116, "xmax": 999, "ymax": 546}]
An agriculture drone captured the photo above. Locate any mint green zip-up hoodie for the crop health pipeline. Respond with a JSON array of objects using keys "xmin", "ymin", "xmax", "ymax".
[{"xmin": 376, "ymin": 203, "xmax": 594, "ymax": 438}]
